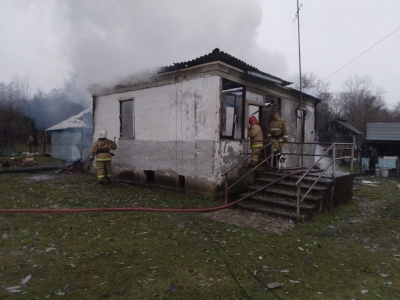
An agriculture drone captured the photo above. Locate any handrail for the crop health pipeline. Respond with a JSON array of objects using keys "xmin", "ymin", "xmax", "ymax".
[
  {"xmin": 228, "ymin": 153, "xmax": 274, "ymax": 191},
  {"xmin": 295, "ymin": 142, "xmax": 355, "ymax": 221},
  {"xmin": 221, "ymin": 141, "xmax": 273, "ymax": 176},
  {"xmin": 222, "ymin": 141, "xmax": 273, "ymax": 204},
  {"xmin": 295, "ymin": 143, "xmax": 336, "ymax": 186},
  {"xmin": 297, "ymin": 159, "xmax": 334, "ymax": 205}
]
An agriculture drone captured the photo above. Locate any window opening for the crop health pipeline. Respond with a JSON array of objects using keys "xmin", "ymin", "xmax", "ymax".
[
  {"xmin": 221, "ymin": 79, "xmax": 244, "ymax": 139},
  {"xmin": 120, "ymin": 98, "xmax": 134, "ymax": 138},
  {"xmin": 178, "ymin": 175, "xmax": 185, "ymax": 188},
  {"xmin": 145, "ymin": 170, "xmax": 155, "ymax": 183}
]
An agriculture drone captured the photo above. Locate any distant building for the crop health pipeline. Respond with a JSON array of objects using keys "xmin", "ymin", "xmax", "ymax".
[
  {"xmin": 46, "ymin": 107, "xmax": 93, "ymax": 160},
  {"xmin": 363, "ymin": 123, "xmax": 400, "ymax": 169},
  {"xmin": 318, "ymin": 118, "xmax": 363, "ymax": 156},
  {"xmin": 89, "ymin": 48, "xmax": 321, "ymax": 197}
]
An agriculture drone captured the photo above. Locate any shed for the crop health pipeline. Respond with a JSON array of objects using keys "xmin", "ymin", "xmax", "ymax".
[
  {"xmin": 318, "ymin": 118, "xmax": 363, "ymax": 155},
  {"xmin": 363, "ymin": 123, "xmax": 400, "ymax": 169},
  {"xmin": 46, "ymin": 107, "xmax": 93, "ymax": 161},
  {"xmin": 89, "ymin": 48, "xmax": 321, "ymax": 197}
]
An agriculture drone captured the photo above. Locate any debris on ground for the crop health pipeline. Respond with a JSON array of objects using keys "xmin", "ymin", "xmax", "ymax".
[
  {"xmin": 266, "ymin": 282, "xmax": 281, "ymax": 289},
  {"xmin": 1, "ymin": 157, "xmax": 38, "ymax": 167}
]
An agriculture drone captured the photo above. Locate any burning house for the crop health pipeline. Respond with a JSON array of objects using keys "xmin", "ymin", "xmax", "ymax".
[
  {"xmin": 89, "ymin": 49, "xmax": 321, "ymax": 197},
  {"xmin": 46, "ymin": 107, "xmax": 93, "ymax": 161}
]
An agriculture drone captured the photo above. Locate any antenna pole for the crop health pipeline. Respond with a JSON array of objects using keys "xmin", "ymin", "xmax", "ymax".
[{"xmin": 297, "ymin": 0, "xmax": 304, "ymax": 166}]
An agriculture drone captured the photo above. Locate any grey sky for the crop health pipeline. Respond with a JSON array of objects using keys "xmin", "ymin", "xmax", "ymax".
[{"xmin": 1, "ymin": 0, "xmax": 399, "ymax": 107}]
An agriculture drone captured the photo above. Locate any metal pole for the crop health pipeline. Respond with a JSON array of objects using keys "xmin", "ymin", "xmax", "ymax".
[
  {"xmin": 350, "ymin": 143, "xmax": 354, "ymax": 173},
  {"xmin": 297, "ymin": 185, "xmax": 301, "ymax": 221},
  {"xmin": 332, "ymin": 144, "xmax": 336, "ymax": 178},
  {"xmin": 224, "ymin": 174, "xmax": 228, "ymax": 204},
  {"xmin": 297, "ymin": 0, "xmax": 304, "ymax": 166}
]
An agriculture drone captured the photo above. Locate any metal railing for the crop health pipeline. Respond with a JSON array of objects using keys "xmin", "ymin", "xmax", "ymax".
[
  {"xmin": 221, "ymin": 141, "xmax": 273, "ymax": 204},
  {"xmin": 221, "ymin": 140, "xmax": 355, "ymax": 217},
  {"xmin": 294, "ymin": 142, "xmax": 355, "ymax": 221}
]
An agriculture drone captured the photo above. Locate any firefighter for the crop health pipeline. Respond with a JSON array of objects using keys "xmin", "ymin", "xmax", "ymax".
[
  {"xmin": 90, "ymin": 129, "xmax": 117, "ymax": 185},
  {"xmin": 248, "ymin": 116, "xmax": 264, "ymax": 167},
  {"xmin": 267, "ymin": 111, "xmax": 288, "ymax": 155}
]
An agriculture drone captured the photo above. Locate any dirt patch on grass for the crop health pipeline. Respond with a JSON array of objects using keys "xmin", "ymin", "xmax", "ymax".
[{"xmin": 202, "ymin": 208, "xmax": 295, "ymax": 234}]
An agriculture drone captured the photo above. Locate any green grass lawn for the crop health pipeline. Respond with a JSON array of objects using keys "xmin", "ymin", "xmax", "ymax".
[{"xmin": 0, "ymin": 169, "xmax": 399, "ymax": 299}]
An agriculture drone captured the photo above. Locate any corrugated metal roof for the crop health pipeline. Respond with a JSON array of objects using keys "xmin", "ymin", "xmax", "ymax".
[
  {"xmin": 46, "ymin": 107, "xmax": 93, "ymax": 131},
  {"xmin": 335, "ymin": 120, "xmax": 363, "ymax": 135},
  {"xmin": 366, "ymin": 123, "xmax": 400, "ymax": 141},
  {"xmin": 159, "ymin": 48, "xmax": 292, "ymax": 86}
]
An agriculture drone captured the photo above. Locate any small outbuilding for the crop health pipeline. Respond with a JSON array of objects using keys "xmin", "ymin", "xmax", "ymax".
[
  {"xmin": 46, "ymin": 107, "xmax": 93, "ymax": 161},
  {"xmin": 89, "ymin": 49, "xmax": 321, "ymax": 197},
  {"xmin": 318, "ymin": 118, "xmax": 363, "ymax": 145},
  {"xmin": 363, "ymin": 123, "xmax": 400, "ymax": 170},
  {"xmin": 318, "ymin": 118, "xmax": 363, "ymax": 158}
]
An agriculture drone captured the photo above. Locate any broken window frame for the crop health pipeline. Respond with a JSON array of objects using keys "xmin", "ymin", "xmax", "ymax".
[
  {"xmin": 221, "ymin": 79, "xmax": 244, "ymax": 140},
  {"xmin": 119, "ymin": 97, "xmax": 135, "ymax": 139},
  {"xmin": 221, "ymin": 93, "xmax": 237, "ymax": 139}
]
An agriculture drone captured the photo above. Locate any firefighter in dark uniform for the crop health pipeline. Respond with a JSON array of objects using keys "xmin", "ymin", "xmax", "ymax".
[
  {"xmin": 90, "ymin": 129, "xmax": 117, "ymax": 185},
  {"xmin": 248, "ymin": 116, "xmax": 264, "ymax": 167},
  {"xmin": 267, "ymin": 111, "xmax": 288, "ymax": 155}
]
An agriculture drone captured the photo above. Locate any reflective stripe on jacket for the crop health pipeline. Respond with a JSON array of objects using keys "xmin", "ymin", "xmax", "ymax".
[
  {"xmin": 249, "ymin": 123, "xmax": 264, "ymax": 148},
  {"xmin": 268, "ymin": 117, "xmax": 288, "ymax": 141}
]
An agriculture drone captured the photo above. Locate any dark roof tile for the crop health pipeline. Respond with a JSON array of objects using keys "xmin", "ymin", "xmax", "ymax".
[{"xmin": 159, "ymin": 48, "xmax": 292, "ymax": 86}]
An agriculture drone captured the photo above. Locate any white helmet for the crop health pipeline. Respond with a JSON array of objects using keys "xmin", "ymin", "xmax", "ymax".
[{"xmin": 99, "ymin": 129, "xmax": 107, "ymax": 138}]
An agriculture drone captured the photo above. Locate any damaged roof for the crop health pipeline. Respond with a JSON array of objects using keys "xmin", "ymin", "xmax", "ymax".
[
  {"xmin": 334, "ymin": 119, "xmax": 363, "ymax": 135},
  {"xmin": 159, "ymin": 48, "xmax": 292, "ymax": 86},
  {"xmin": 46, "ymin": 107, "xmax": 93, "ymax": 131}
]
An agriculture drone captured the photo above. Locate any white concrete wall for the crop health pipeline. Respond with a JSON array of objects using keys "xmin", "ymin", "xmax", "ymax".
[
  {"xmin": 50, "ymin": 130, "xmax": 85, "ymax": 161},
  {"xmin": 93, "ymin": 76, "xmax": 224, "ymax": 193},
  {"xmin": 282, "ymin": 100, "xmax": 316, "ymax": 167}
]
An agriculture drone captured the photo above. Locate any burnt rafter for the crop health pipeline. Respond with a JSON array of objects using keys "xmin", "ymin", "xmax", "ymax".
[{"xmin": 159, "ymin": 48, "xmax": 292, "ymax": 86}]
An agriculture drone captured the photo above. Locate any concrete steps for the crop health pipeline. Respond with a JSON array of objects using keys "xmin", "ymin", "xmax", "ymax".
[{"xmin": 235, "ymin": 169, "xmax": 335, "ymax": 222}]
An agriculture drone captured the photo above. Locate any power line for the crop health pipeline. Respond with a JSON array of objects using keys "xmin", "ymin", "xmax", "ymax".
[{"xmin": 323, "ymin": 26, "xmax": 400, "ymax": 81}]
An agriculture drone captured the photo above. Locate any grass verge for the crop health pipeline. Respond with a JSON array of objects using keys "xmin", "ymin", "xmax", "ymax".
[{"xmin": 0, "ymin": 169, "xmax": 399, "ymax": 299}]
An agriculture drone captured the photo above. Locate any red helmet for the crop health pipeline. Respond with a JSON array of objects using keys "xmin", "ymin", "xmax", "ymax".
[{"xmin": 249, "ymin": 116, "xmax": 259, "ymax": 124}]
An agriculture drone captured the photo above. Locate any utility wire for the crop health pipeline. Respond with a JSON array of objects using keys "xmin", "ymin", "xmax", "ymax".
[
  {"xmin": 323, "ymin": 26, "xmax": 400, "ymax": 81},
  {"xmin": 192, "ymin": 218, "xmax": 284, "ymax": 300},
  {"xmin": 191, "ymin": 218, "xmax": 252, "ymax": 299}
]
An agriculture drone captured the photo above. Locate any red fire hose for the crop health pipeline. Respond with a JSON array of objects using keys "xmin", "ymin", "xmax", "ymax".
[{"xmin": 0, "ymin": 169, "xmax": 315, "ymax": 213}]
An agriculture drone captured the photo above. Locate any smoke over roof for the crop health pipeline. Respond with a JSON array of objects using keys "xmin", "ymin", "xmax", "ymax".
[{"xmin": 55, "ymin": 0, "xmax": 289, "ymax": 102}]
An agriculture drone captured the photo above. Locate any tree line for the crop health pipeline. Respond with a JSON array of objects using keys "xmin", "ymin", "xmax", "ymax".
[
  {"xmin": 0, "ymin": 75, "xmax": 87, "ymax": 147},
  {"xmin": 302, "ymin": 73, "xmax": 400, "ymax": 133}
]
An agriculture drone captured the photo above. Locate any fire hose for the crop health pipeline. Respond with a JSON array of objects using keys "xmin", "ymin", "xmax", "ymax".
[{"xmin": 0, "ymin": 168, "xmax": 319, "ymax": 213}]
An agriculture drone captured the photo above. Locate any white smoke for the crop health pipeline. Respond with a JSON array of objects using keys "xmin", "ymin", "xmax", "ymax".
[
  {"xmin": 1, "ymin": 0, "xmax": 291, "ymax": 105},
  {"xmin": 314, "ymin": 144, "xmax": 343, "ymax": 175},
  {"xmin": 53, "ymin": 0, "xmax": 289, "ymax": 102}
]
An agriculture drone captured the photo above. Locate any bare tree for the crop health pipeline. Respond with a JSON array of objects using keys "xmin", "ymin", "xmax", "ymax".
[
  {"xmin": 339, "ymin": 75, "xmax": 386, "ymax": 133},
  {"xmin": 301, "ymin": 72, "xmax": 334, "ymax": 130}
]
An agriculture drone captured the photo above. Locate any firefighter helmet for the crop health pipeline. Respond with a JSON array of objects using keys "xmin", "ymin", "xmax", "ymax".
[
  {"xmin": 249, "ymin": 116, "xmax": 259, "ymax": 124},
  {"xmin": 99, "ymin": 130, "xmax": 107, "ymax": 138}
]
